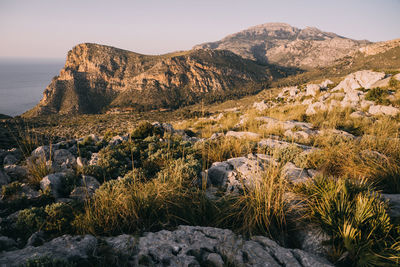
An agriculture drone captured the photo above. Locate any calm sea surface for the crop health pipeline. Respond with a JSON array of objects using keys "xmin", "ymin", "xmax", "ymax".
[{"xmin": 0, "ymin": 59, "xmax": 64, "ymax": 116}]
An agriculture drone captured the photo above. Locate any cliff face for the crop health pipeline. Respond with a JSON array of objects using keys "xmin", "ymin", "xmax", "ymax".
[
  {"xmin": 24, "ymin": 43, "xmax": 283, "ymax": 117},
  {"xmin": 194, "ymin": 23, "xmax": 370, "ymax": 69}
]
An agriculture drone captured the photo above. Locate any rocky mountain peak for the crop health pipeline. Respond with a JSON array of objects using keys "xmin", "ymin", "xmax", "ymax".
[{"xmin": 194, "ymin": 22, "xmax": 370, "ymax": 68}]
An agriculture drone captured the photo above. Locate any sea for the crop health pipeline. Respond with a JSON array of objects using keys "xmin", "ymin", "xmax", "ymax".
[{"xmin": 0, "ymin": 58, "xmax": 65, "ymax": 116}]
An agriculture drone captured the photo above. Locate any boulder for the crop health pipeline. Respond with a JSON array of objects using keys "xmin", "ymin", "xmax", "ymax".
[
  {"xmin": 70, "ymin": 175, "xmax": 100, "ymax": 200},
  {"xmin": 26, "ymin": 231, "xmax": 46, "ymax": 247},
  {"xmin": 3, "ymin": 154, "xmax": 18, "ymax": 166},
  {"xmin": 258, "ymin": 138, "xmax": 313, "ymax": 151},
  {"xmin": 281, "ymin": 162, "xmax": 311, "ymax": 184},
  {"xmin": 203, "ymin": 154, "xmax": 275, "ymax": 194},
  {"xmin": 293, "ymin": 225, "xmax": 330, "ymax": 257},
  {"xmin": 109, "ymin": 135, "xmax": 128, "ymax": 146},
  {"xmin": 52, "ymin": 149, "xmax": 76, "ymax": 171},
  {"xmin": 0, "ymin": 236, "xmax": 17, "ymax": 252},
  {"xmin": 133, "ymin": 225, "xmax": 333, "ymax": 267},
  {"xmin": 320, "ymin": 79, "xmax": 333, "ymax": 88},
  {"xmin": 225, "ymin": 131, "xmax": 260, "ymax": 139},
  {"xmin": 3, "ymin": 164, "xmax": 28, "ymax": 180},
  {"xmin": 31, "ymin": 146, "xmax": 52, "ymax": 160},
  {"xmin": 306, "ymin": 84, "xmax": 321, "ymax": 96},
  {"xmin": 333, "ymin": 70, "xmax": 385, "ymax": 93},
  {"xmin": 40, "ymin": 172, "xmax": 66, "ymax": 198},
  {"xmin": 306, "ymin": 102, "xmax": 327, "ymax": 115},
  {"xmin": 368, "ymin": 105, "xmax": 400, "ymax": 116},
  {"xmin": 0, "ymin": 169, "xmax": 10, "ymax": 186},
  {"xmin": 342, "ymin": 90, "xmax": 363, "ymax": 103},
  {"xmin": 0, "ymin": 235, "xmax": 97, "ymax": 266},
  {"xmin": 382, "ymin": 194, "xmax": 400, "ymax": 221},
  {"xmin": 253, "ymin": 100, "xmax": 270, "ymax": 111}
]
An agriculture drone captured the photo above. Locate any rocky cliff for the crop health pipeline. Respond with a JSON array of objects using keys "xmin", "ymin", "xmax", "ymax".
[
  {"xmin": 194, "ymin": 22, "xmax": 370, "ymax": 69},
  {"xmin": 24, "ymin": 43, "xmax": 284, "ymax": 117}
]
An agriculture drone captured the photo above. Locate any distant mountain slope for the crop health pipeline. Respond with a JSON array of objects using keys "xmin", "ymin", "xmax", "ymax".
[
  {"xmin": 272, "ymin": 38, "xmax": 400, "ymax": 87},
  {"xmin": 194, "ymin": 23, "xmax": 370, "ymax": 69},
  {"xmin": 24, "ymin": 43, "xmax": 288, "ymax": 117}
]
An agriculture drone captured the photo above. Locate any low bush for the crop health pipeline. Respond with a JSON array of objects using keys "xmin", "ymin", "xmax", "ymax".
[
  {"xmin": 365, "ymin": 87, "xmax": 390, "ymax": 105},
  {"xmin": 296, "ymin": 176, "xmax": 400, "ymax": 266},
  {"xmin": 75, "ymin": 156, "xmax": 216, "ymax": 235}
]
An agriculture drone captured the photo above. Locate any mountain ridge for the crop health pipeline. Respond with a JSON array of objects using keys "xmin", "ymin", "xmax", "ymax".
[
  {"xmin": 23, "ymin": 43, "xmax": 287, "ymax": 117},
  {"xmin": 194, "ymin": 22, "xmax": 370, "ymax": 69}
]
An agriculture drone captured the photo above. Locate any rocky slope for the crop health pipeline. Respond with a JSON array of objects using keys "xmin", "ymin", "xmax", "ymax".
[
  {"xmin": 194, "ymin": 22, "xmax": 369, "ymax": 69},
  {"xmin": 24, "ymin": 43, "xmax": 285, "ymax": 117}
]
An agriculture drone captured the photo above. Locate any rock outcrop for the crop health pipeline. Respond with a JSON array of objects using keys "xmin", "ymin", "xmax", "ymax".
[
  {"xmin": 24, "ymin": 43, "xmax": 282, "ymax": 117},
  {"xmin": 194, "ymin": 22, "xmax": 369, "ymax": 69},
  {"xmin": 0, "ymin": 226, "xmax": 333, "ymax": 266}
]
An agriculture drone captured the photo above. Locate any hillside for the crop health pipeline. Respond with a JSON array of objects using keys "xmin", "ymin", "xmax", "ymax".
[
  {"xmin": 194, "ymin": 22, "xmax": 369, "ymax": 69},
  {"xmin": 23, "ymin": 43, "xmax": 291, "ymax": 117},
  {"xmin": 2, "ymin": 69, "xmax": 400, "ymax": 265}
]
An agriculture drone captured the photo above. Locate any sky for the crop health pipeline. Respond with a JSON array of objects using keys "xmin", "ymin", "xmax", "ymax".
[{"xmin": 1, "ymin": 0, "xmax": 399, "ymax": 59}]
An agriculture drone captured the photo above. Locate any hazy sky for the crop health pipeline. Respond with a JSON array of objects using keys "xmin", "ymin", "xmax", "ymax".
[{"xmin": 1, "ymin": 0, "xmax": 399, "ymax": 59}]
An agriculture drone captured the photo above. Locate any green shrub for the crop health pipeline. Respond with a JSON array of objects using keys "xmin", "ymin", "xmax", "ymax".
[
  {"xmin": 365, "ymin": 87, "xmax": 390, "ymax": 105},
  {"xmin": 131, "ymin": 121, "xmax": 162, "ymax": 139},
  {"xmin": 16, "ymin": 207, "xmax": 47, "ymax": 239},
  {"xmin": 24, "ymin": 256, "xmax": 76, "ymax": 267},
  {"xmin": 1, "ymin": 181, "xmax": 22, "ymax": 199},
  {"xmin": 389, "ymin": 76, "xmax": 400, "ymax": 89},
  {"xmin": 16, "ymin": 202, "xmax": 81, "ymax": 239},
  {"xmin": 297, "ymin": 177, "xmax": 400, "ymax": 266}
]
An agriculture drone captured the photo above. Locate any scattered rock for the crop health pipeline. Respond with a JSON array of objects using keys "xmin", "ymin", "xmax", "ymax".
[
  {"xmin": 253, "ymin": 100, "xmax": 270, "ymax": 111},
  {"xmin": 3, "ymin": 154, "xmax": 18, "ymax": 166},
  {"xmin": 225, "ymin": 131, "xmax": 260, "ymax": 139},
  {"xmin": 26, "ymin": 231, "xmax": 46, "ymax": 247},
  {"xmin": 306, "ymin": 84, "xmax": 321, "ymax": 97},
  {"xmin": 40, "ymin": 173, "xmax": 66, "ymax": 198},
  {"xmin": 70, "ymin": 175, "xmax": 100, "ymax": 200},
  {"xmin": 3, "ymin": 164, "xmax": 27, "ymax": 180},
  {"xmin": 258, "ymin": 138, "xmax": 313, "ymax": 151},
  {"xmin": 382, "ymin": 194, "xmax": 400, "ymax": 221},
  {"xmin": 203, "ymin": 154, "xmax": 275, "ymax": 194},
  {"xmin": 293, "ymin": 225, "xmax": 330, "ymax": 257},
  {"xmin": 306, "ymin": 102, "xmax": 327, "ymax": 115},
  {"xmin": 281, "ymin": 162, "xmax": 311, "ymax": 184},
  {"xmin": 52, "ymin": 149, "xmax": 76, "ymax": 171},
  {"xmin": 0, "ymin": 236, "xmax": 17, "ymax": 252},
  {"xmin": 109, "ymin": 135, "xmax": 128, "ymax": 146},
  {"xmin": 31, "ymin": 146, "xmax": 52, "ymax": 160},
  {"xmin": 0, "ymin": 169, "xmax": 10, "ymax": 186},
  {"xmin": 368, "ymin": 105, "xmax": 400, "ymax": 116}
]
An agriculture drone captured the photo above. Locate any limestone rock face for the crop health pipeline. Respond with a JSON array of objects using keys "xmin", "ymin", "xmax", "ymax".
[
  {"xmin": 332, "ymin": 70, "xmax": 386, "ymax": 92},
  {"xmin": 194, "ymin": 22, "xmax": 368, "ymax": 69},
  {"xmin": 24, "ymin": 43, "xmax": 277, "ymax": 117},
  {"xmin": 0, "ymin": 235, "xmax": 97, "ymax": 266},
  {"xmin": 133, "ymin": 225, "xmax": 333, "ymax": 266}
]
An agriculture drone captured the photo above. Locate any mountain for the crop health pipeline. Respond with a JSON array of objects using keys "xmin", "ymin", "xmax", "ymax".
[
  {"xmin": 24, "ymin": 43, "xmax": 288, "ymax": 117},
  {"xmin": 194, "ymin": 22, "xmax": 370, "ymax": 69}
]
